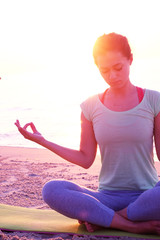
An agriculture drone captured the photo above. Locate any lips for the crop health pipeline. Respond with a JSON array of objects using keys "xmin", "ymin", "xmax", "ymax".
[{"xmin": 110, "ymin": 80, "xmax": 121, "ymax": 86}]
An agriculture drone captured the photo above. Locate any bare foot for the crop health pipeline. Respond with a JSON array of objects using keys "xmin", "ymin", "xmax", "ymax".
[
  {"xmin": 78, "ymin": 220, "xmax": 102, "ymax": 232},
  {"xmin": 84, "ymin": 222, "xmax": 103, "ymax": 232},
  {"xmin": 78, "ymin": 220, "xmax": 84, "ymax": 225},
  {"xmin": 79, "ymin": 211, "xmax": 160, "ymax": 235},
  {"xmin": 133, "ymin": 221, "xmax": 160, "ymax": 235},
  {"xmin": 111, "ymin": 213, "xmax": 160, "ymax": 235}
]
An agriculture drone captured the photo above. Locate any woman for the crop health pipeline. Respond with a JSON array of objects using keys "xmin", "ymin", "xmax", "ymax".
[{"xmin": 15, "ymin": 33, "xmax": 160, "ymax": 235}]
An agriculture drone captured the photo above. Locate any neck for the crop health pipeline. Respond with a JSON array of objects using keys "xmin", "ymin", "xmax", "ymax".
[{"xmin": 108, "ymin": 81, "xmax": 135, "ymax": 97}]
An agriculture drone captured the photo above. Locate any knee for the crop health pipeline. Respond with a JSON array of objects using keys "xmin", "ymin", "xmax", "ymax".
[
  {"xmin": 127, "ymin": 187, "xmax": 160, "ymax": 221},
  {"xmin": 42, "ymin": 179, "xmax": 76, "ymax": 205},
  {"xmin": 42, "ymin": 180, "xmax": 63, "ymax": 204}
]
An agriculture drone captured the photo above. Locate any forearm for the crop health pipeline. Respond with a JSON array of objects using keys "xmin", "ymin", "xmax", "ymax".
[
  {"xmin": 15, "ymin": 116, "xmax": 97, "ymax": 168},
  {"xmin": 154, "ymin": 112, "xmax": 160, "ymax": 161},
  {"xmin": 37, "ymin": 137, "xmax": 93, "ymax": 169},
  {"xmin": 154, "ymin": 134, "xmax": 160, "ymax": 161}
]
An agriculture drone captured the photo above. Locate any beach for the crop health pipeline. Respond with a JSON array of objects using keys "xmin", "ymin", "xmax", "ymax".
[
  {"xmin": 0, "ymin": 146, "xmax": 160, "ymax": 240},
  {"xmin": 0, "ymin": 146, "xmax": 101, "ymax": 240}
]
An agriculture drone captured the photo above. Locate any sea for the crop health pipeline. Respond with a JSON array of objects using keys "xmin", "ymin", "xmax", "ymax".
[
  {"xmin": 0, "ymin": 58, "xmax": 160, "ymax": 162},
  {"xmin": 0, "ymin": 71, "xmax": 83, "ymax": 150}
]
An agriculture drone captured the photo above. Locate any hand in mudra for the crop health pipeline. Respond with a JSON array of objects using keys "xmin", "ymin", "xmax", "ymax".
[{"xmin": 15, "ymin": 120, "xmax": 45, "ymax": 143}]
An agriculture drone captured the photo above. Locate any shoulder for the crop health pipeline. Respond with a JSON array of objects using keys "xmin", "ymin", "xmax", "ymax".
[
  {"xmin": 145, "ymin": 88, "xmax": 160, "ymax": 100},
  {"xmin": 80, "ymin": 93, "xmax": 101, "ymax": 121},
  {"xmin": 145, "ymin": 89, "xmax": 160, "ymax": 116},
  {"xmin": 145, "ymin": 88, "xmax": 160, "ymax": 94},
  {"xmin": 80, "ymin": 93, "xmax": 100, "ymax": 107}
]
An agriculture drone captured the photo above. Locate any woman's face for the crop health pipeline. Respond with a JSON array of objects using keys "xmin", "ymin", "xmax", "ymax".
[{"xmin": 96, "ymin": 51, "xmax": 133, "ymax": 89}]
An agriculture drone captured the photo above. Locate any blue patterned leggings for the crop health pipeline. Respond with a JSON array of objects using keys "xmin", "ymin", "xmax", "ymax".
[{"xmin": 42, "ymin": 180, "xmax": 160, "ymax": 227}]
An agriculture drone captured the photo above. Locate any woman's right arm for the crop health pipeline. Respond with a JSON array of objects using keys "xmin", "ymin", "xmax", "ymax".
[{"xmin": 15, "ymin": 112, "xmax": 97, "ymax": 169}]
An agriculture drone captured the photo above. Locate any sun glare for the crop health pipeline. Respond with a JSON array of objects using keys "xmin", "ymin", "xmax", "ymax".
[
  {"xmin": 0, "ymin": 0, "xmax": 160, "ymax": 97},
  {"xmin": 1, "ymin": 0, "xmax": 160, "ymax": 148}
]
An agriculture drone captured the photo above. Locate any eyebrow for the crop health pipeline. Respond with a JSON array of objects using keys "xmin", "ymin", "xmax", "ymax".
[{"xmin": 100, "ymin": 63, "xmax": 123, "ymax": 70}]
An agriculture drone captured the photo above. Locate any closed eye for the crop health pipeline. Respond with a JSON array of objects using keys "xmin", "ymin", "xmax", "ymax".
[
  {"xmin": 100, "ymin": 68, "xmax": 110, "ymax": 74},
  {"xmin": 113, "ymin": 63, "xmax": 123, "ymax": 71},
  {"xmin": 100, "ymin": 63, "xmax": 123, "ymax": 74}
]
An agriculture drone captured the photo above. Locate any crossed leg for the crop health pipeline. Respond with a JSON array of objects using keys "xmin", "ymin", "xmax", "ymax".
[
  {"xmin": 85, "ymin": 209, "xmax": 160, "ymax": 234},
  {"xmin": 86, "ymin": 184, "xmax": 160, "ymax": 234},
  {"xmin": 42, "ymin": 180, "xmax": 160, "ymax": 235},
  {"xmin": 42, "ymin": 180, "xmax": 115, "ymax": 227}
]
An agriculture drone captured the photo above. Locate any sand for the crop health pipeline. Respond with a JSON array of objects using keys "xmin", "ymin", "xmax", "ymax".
[{"xmin": 0, "ymin": 146, "xmax": 160, "ymax": 240}]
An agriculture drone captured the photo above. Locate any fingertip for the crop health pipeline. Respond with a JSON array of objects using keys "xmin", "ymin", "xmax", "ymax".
[
  {"xmin": 30, "ymin": 122, "xmax": 35, "ymax": 127},
  {"xmin": 30, "ymin": 122, "xmax": 37, "ymax": 131},
  {"xmin": 14, "ymin": 121, "xmax": 18, "ymax": 126}
]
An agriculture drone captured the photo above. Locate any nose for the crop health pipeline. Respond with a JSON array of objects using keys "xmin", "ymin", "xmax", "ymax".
[{"xmin": 108, "ymin": 69, "xmax": 117, "ymax": 80}]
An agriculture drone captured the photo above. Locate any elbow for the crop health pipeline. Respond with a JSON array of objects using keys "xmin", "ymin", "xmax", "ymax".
[
  {"xmin": 79, "ymin": 150, "xmax": 96, "ymax": 169},
  {"xmin": 83, "ymin": 164, "xmax": 90, "ymax": 169},
  {"xmin": 81, "ymin": 158, "xmax": 94, "ymax": 169}
]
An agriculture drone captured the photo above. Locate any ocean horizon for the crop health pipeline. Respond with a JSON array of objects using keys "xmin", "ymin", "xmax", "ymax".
[{"xmin": 0, "ymin": 58, "xmax": 160, "ymax": 163}]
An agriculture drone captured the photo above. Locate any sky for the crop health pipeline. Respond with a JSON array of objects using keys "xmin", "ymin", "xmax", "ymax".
[
  {"xmin": 0, "ymin": 1, "xmax": 159, "ymax": 69},
  {"xmin": 0, "ymin": 0, "xmax": 160, "ymax": 149},
  {"xmin": 0, "ymin": 0, "xmax": 160, "ymax": 104}
]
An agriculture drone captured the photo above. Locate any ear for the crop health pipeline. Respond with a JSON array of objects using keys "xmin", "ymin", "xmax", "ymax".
[{"xmin": 129, "ymin": 54, "xmax": 133, "ymax": 65}]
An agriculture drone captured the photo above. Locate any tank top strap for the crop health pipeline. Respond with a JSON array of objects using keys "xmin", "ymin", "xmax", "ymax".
[
  {"xmin": 101, "ymin": 89, "xmax": 108, "ymax": 104},
  {"xmin": 136, "ymin": 86, "xmax": 144, "ymax": 103}
]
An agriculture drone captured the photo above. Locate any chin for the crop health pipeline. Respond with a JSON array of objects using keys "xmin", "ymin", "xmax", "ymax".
[{"xmin": 110, "ymin": 81, "xmax": 122, "ymax": 88}]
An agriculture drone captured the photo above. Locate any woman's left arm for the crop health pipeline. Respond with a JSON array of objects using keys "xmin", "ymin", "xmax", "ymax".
[{"xmin": 154, "ymin": 112, "xmax": 160, "ymax": 161}]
